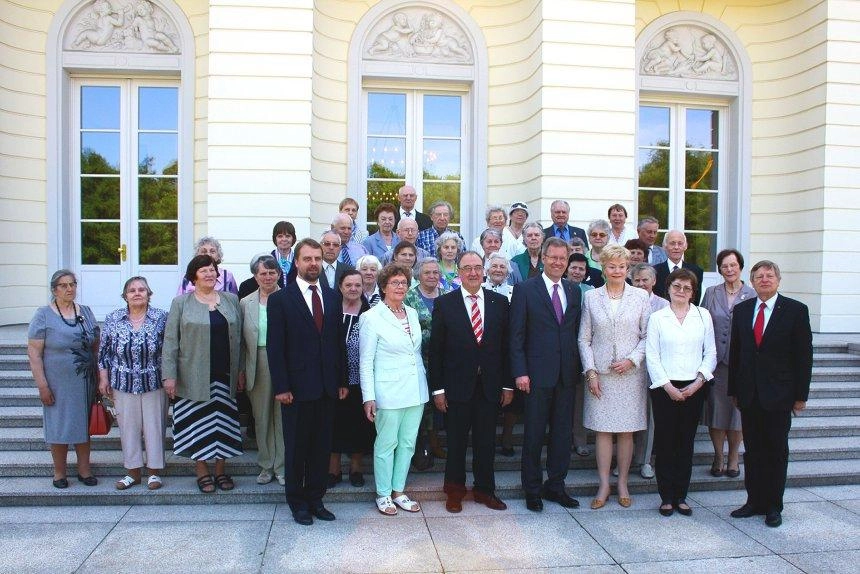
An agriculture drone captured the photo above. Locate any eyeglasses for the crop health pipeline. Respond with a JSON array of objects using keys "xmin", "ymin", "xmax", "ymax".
[
  {"xmin": 56, "ymin": 281, "xmax": 77, "ymax": 289},
  {"xmin": 459, "ymin": 265, "xmax": 483, "ymax": 274},
  {"xmin": 387, "ymin": 280, "xmax": 409, "ymax": 288},
  {"xmin": 590, "ymin": 232, "xmax": 608, "ymax": 238},
  {"xmin": 670, "ymin": 283, "xmax": 693, "ymax": 293}
]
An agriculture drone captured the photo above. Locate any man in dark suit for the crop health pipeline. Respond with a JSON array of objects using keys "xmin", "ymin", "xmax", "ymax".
[
  {"xmin": 653, "ymin": 230, "xmax": 704, "ymax": 303},
  {"xmin": 429, "ymin": 251, "xmax": 513, "ymax": 513},
  {"xmin": 318, "ymin": 231, "xmax": 352, "ymax": 290},
  {"xmin": 267, "ymin": 238, "xmax": 348, "ymax": 526},
  {"xmin": 393, "ymin": 185, "xmax": 432, "ymax": 231},
  {"xmin": 728, "ymin": 260, "xmax": 812, "ymax": 528},
  {"xmin": 542, "ymin": 200, "xmax": 588, "ymax": 245},
  {"xmin": 510, "ymin": 237, "xmax": 583, "ymax": 511},
  {"xmin": 637, "ymin": 216, "xmax": 668, "ymax": 265}
]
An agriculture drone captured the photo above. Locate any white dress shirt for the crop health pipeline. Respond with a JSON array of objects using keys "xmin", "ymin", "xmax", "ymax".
[
  {"xmin": 295, "ymin": 276, "xmax": 324, "ymax": 314},
  {"xmin": 646, "ymin": 304, "xmax": 717, "ymax": 388},
  {"xmin": 399, "ymin": 207, "xmax": 414, "ymax": 219},
  {"xmin": 541, "ymin": 273, "xmax": 567, "ymax": 312},
  {"xmin": 752, "ymin": 293, "xmax": 778, "ymax": 331}
]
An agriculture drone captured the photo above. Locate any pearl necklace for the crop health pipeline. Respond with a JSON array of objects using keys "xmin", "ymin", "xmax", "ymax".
[
  {"xmin": 385, "ymin": 303, "xmax": 405, "ymax": 314},
  {"xmin": 606, "ymin": 285, "xmax": 624, "ymax": 300},
  {"xmin": 726, "ymin": 283, "xmax": 742, "ymax": 295}
]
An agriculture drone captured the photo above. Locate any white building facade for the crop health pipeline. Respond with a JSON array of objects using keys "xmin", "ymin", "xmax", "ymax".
[{"xmin": 1, "ymin": 0, "xmax": 857, "ymax": 331}]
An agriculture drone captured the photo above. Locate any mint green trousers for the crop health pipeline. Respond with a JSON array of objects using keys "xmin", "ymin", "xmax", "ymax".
[{"xmin": 373, "ymin": 404, "xmax": 424, "ymax": 497}]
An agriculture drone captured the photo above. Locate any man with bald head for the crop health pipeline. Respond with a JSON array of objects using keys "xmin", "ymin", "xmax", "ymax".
[
  {"xmin": 331, "ymin": 213, "xmax": 367, "ymax": 268},
  {"xmin": 393, "ymin": 185, "xmax": 432, "ymax": 231},
  {"xmin": 381, "ymin": 218, "xmax": 432, "ymax": 265},
  {"xmin": 653, "ymin": 230, "xmax": 704, "ymax": 303}
]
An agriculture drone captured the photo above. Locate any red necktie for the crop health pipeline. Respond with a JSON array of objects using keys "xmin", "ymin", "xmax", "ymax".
[
  {"xmin": 309, "ymin": 285, "xmax": 323, "ymax": 333},
  {"xmin": 469, "ymin": 294, "xmax": 483, "ymax": 344},
  {"xmin": 753, "ymin": 302, "xmax": 766, "ymax": 347}
]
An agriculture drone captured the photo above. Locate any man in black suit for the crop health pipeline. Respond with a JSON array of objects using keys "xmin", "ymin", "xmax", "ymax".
[
  {"xmin": 429, "ymin": 251, "xmax": 513, "ymax": 513},
  {"xmin": 267, "ymin": 238, "xmax": 348, "ymax": 525},
  {"xmin": 318, "ymin": 231, "xmax": 352, "ymax": 290},
  {"xmin": 393, "ymin": 185, "xmax": 432, "ymax": 231},
  {"xmin": 728, "ymin": 260, "xmax": 812, "ymax": 528},
  {"xmin": 542, "ymin": 200, "xmax": 588, "ymax": 245},
  {"xmin": 510, "ymin": 237, "xmax": 583, "ymax": 511},
  {"xmin": 653, "ymin": 230, "xmax": 704, "ymax": 303}
]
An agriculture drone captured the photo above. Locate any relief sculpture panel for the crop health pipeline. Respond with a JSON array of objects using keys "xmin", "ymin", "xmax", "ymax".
[
  {"xmin": 365, "ymin": 9, "xmax": 472, "ymax": 64},
  {"xmin": 66, "ymin": 0, "xmax": 179, "ymax": 53},
  {"xmin": 640, "ymin": 26, "xmax": 736, "ymax": 80}
]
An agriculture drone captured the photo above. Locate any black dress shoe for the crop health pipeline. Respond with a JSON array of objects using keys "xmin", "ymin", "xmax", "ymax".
[
  {"xmin": 765, "ymin": 510, "xmax": 782, "ymax": 527},
  {"xmin": 725, "ymin": 468, "xmax": 741, "ymax": 478},
  {"xmin": 675, "ymin": 500, "xmax": 693, "ymax": 516},
  {"xmin": 730, "ymin": 503, "xmax": 763, "ymax": 518},
  {"xmin": 349, "ymin": 472, "xmax": 365, "ymax": 487},
  {"xmin": 542, "ymin": 489, "xmax": 580, "ymax": 509},
  {"xmin": 76, "ymin": 474, "xmax": 98, "ymax": 486},
  {"xmin": 311, "ymin": 506, "xmax": 336, "ymax": 521},
  {"xmin": 292, "ymin": 510, "xmax": 313, "ymax": 526},
  {"xmin": 659, "ymin": 504, "xmax": 674, "ymax": 517},
  {"xmin": 525, "ymin": 495, "xmax": 543, "ymax": 512}
]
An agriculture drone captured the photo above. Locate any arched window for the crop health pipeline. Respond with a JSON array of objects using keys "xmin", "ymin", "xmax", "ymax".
[
  {"xmin": 47, "ymin": 0, "xmax": 194, "ymax": 317},
  {"xmin": 348, "ymin": 1, "xmax": 487, "ymax": 238},
  {"xmin": 636, "ymin": 14, "xmax": 751, "ymax": 281}
]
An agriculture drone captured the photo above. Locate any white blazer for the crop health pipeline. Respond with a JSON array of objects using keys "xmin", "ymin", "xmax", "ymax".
[{"xmin": 358, "ymin": 303, "xmax": 429, "ymax": 410}]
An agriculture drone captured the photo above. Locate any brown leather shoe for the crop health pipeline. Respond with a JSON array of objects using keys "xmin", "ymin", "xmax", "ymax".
[
  {"xmin": 443, "ymin": 482, "xmax": 466, "ymax": 513},
  {"xmin": 474, "ymin": 490, "xmax": 507, "ymax": 511}
]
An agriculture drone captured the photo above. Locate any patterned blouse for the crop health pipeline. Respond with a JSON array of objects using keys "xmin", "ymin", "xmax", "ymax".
[
  {"xmin": 404, "ymin": 285, "xmax": 438, "ymax": 368},
  {"xmin": 97, "ymin": 306, "xmax": 168, "ymax": 394},
  {"xmin": 343, "ymin": 312, "xmax": 362, "ymax": 386}
]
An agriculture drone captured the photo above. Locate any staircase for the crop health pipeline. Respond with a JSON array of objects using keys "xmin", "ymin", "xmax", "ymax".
[{"xmin": 1, "ymin": 337, "xmax": 858, "ymax": 506}]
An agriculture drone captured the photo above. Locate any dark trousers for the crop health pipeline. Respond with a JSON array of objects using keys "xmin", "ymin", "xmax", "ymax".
[
  {"xmin": 444, "ymin": 379, "xmax": 498, "ymax": 494},
  {"xmin": 650, "ymin": 381, "xmax": 706, "ymax": 504},
  {"xmin": 521, "ymin": 379, "xmax": 573, "ymax": 496},
  {"xmin": 280, "ymin": 396, "xmax": 334, "ymax": 512},
  {"xmin": 740, "ymin": 399, "xmax": 792, "ymax": 512}
]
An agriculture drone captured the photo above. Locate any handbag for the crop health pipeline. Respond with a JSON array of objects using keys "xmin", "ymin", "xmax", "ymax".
[{"xmin": 88, "ymin": 394, "xmax": 114, "ymax": 436}]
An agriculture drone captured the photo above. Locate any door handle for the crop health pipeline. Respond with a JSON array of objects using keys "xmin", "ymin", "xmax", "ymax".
[{"xmin": 118, "ymin": 244, "xmax": 127, "ymax": 262}]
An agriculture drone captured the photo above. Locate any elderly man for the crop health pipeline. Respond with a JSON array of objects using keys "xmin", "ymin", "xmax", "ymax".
[
  {"xmin": 416, "ymin": 201, "xmax": 465, "ymax": 254},
  {"xmin": 331, "ymin": 213, "xmax": 367, "ymax": 268},
  {"xmin": 393, "ymin": 185, "xmax": 432, "ymax": 231},
  {"xmin": 543, "ymin": 200, "xmax": 587, "ymax": 245},
  {"xmin": 653, "ymin": 230, "xmax": 704, "ymax": 303},
  {"xmin": 637, "ymin": 216, "xmax": 668, "ymax": 265},
  {"xmin": 318, "ymin": 231, "xmax": 352, "ymax": 290},
  {"xmin": 381, "ymin": 218, "xmax": 431, "ymax": 265},
  {"xmin": 728, "ymin": 261, "xmax": 812, "ymax": 528}
]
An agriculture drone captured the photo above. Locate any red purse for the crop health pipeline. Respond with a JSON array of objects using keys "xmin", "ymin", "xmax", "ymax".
[{"xmin": 88, "ymin": 394, "xmax": 114, "ymax": 436}]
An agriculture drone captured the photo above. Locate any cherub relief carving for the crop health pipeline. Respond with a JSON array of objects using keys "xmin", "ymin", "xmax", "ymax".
[
  {"xmin": 366, "ymin": 9, "xmax": 471, "ymax": 63},
  {"xmin": 640, "ymin": 26, "xmax": 736, "ymax": 80},
  {"xmin": 68, "ymin": 0, "xmax": 180, "ymax": 54}
]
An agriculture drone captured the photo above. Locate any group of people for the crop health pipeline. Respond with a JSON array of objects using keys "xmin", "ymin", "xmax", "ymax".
[{"xmin": 27, "ymin": 187, "xmax": 812, "ymax": 529}]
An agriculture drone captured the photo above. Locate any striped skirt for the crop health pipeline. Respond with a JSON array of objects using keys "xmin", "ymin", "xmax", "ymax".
[{"xmin": 172, "ymin": 378, "xmax": 243, "ymax": 460}]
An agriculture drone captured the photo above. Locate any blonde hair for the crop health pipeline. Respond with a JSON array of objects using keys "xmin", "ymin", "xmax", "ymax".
[{"xmin": 599, "ymin": 244, "xmax": 630, "ymax": 267}]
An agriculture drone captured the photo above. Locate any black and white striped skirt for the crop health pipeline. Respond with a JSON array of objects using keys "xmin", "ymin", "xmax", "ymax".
[{"xmin": 172, "ymin": 378, "xmax": 243, "ymax": 460}]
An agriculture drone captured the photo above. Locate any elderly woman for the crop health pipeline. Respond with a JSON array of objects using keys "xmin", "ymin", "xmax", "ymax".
[
  {"xmin": 585, "ymin": 220, "xmax": 610, "ymax": 286},
  {"xmin": 511, "ymin": 222, "xmax": 545, "ymax": 283},
  {"xmin": 471, "ymin": 206, "xmax": 508, "ymax": 257},
  {"xmin": 163, "ymin": 254, "xmax": 243, "ymax": 493},
  {"xmin": 239, "ymin": 255, "xmax": 285, "ymax": 486},
  {"xmin": 607, "ymin": 203, "xmax": 636, "ymax": 245},
  {"xmin": 178, "ymin": 236, "xmax": 239, "ymax": 295},
  {"xmin": 340, "ymin": 197, "xmax": 368, "ymax": 243},
  {"xmin": 701, "ymin": 249, "xmax": 756, "ymax": 478},
  {"xmin": 482, "ymin": 251, "xmax": 514, "ymax": 300},
  {"xmin": 356, "ymin": 254, "xmax": 383, "ymax": 307},
  {"xmin": 98, "ymin": 276, "xmax": 168, "ymax": 490},
  {"xmin": 329, "ymin": 270, "xmax": 374, "ymax": 488},
  {"xmin": 362, "ymin": 203, "xmax": 399, "ymax": 259},
  {"xmin": 646, "ymin": 268, "xmax": 717, "ymax": 516},
  {"xmin": 360, "ymin": 264, "xmax": 429, "ymax": 515},
  {"xmin": 436, "ymin": 231, "xmax": 465, "ymax": 292},
  {"xmin": 477, "ymin": 228, "xmax": 503, "ymax": 260},
  {"xmin": 27, "ymin": 270, "xmax": 100, "ymax": 488},
  {"xmin": 579, "ymin": 245, "xmax": 651, "ymax": 509}
]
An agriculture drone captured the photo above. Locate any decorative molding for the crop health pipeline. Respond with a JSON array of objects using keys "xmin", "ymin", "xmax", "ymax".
[
  {"xmin": 364, "ymin": 8, "xmax": 472, "ymax": 64},
  {"xmin": 64, "ymin": 0, "xmax": 180, "ymax": 53},
  {"xmin": 640, "ymin": 25, "xmax": 736, "ymax": 80}
]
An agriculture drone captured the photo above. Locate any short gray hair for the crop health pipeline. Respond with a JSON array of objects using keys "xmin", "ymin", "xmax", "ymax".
[
  {"xmin": 414, "ymin": 256, "xmax": 440, "ymax": 279},
  {"xmin": 428, "ymin": 200, "xmax": 454, "ymax": 218},
  {"xmin": 523, "ymin": 221, "xmax": 544, "ymax": 235},
  {"xmin": 485, "ymin": 205, "xmax": 506, "ymax": 223},
  {"xmin": 250, "ymin": 254, "xmax": 279, "ymax": 275},
  {"xmin": 484, "ymin": 251, "xmax": 512, "ymax": 275},
  {"xmin": 750, "ymin": 260, "xmax": 781, "ymax": 281},
  {"xmin": 630, "ymin": 262, "xmax": 656, "ymax": 281},
  {"xmin": 435, "ymin": 230, "xmax": 465, "ymax": 256},
  {"xmin": 479, "ymin": 228, "xmax": 503, "ymax": 245},
  {"xmin": 662, "ymin": 229, "xmax": 687, "ymax": 248},
  {"xmin": 637, "ymin": 216, "xmax": 659, "ymax": 229},
  {"xmin": 194, "ymin": 236, "xmax": 224, "ymax": 261},
  {"xmin": 588, "ymin": 219, "xmax": 611, "ymax": 235},
  {"xmin": 355, "ymin": 254, "xmax": 382, "ymax": 271},
  {"xmin": 569, "ymin": 236, "xmax": 586, "ymax": 249}
]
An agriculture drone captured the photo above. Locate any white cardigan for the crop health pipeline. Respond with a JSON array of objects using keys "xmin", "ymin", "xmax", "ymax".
[{"xmin": 358, "ymin": 303, "xmax": 429, "ymax": 410}]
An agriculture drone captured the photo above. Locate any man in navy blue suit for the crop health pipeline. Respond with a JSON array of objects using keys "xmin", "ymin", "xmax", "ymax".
[
  {"xmin": 510, "ymin": 237, "xmax": 583, "ymax": 511},
  {"xmin": 267, "ymin": 238, "xmax": 348, "ymax": 525},
  {"xmin": 543, "ymin": 200, "xmax": 588, "ymax": 245}
]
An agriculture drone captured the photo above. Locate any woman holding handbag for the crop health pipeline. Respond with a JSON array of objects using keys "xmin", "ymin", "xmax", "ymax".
[
  {"xmin": 27, "ymin": 270, "xmax": 100, "ymax": 489},
  {"xmin": 98, "ymin": 276, "xmax": 169, "ymax": 490}
]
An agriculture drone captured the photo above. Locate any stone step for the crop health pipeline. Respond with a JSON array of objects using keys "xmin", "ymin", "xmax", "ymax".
[
  {"xmin": 813, "ymin": 353, "xmax": 860, "ymax": 367},
  {"xmin": 0, "ymin": 356, "xmax": 29, "ymax": 371},
  {"xmin": 812, "ymin": 367, "xmax": 860, "ymax": 382},
  {"xmin": 1, "ymin": 458, "xmax": 858, "ymax": 507},
  {"xmin": 0, "ymin": 371, "xmax": 36, "ymax": 388},
  {"xmin": 0, "ymin": 344, "xmax": 27, "ymax": 356}
]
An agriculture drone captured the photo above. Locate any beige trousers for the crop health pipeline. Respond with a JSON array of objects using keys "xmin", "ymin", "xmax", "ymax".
[
  {"xmin": 113, "ymin": 388, "xmax": 168, "ymax": 470},
  {"xmin": 248, "ymin": 348, "xmax": 285, "ymax": 476}
]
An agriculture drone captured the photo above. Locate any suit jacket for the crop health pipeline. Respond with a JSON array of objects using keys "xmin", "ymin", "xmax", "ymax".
[
  {"xmin": 648, "ymin": 245, "xmax": 668, "ymax": 265},
  {"xmin": 238, "ymin": 289, "xmax": 265, "ymax": 391},
  {"xmin": 653, "ymin": 259, "xmax": 704, "ymax": 303},
  {"xmin": 394, "ymin": 209, "xmax": 432, "ymax": 231},
  {"xmin": 543, "ymin": 224, "xmax": 588, "ymax": 245},
  {"xmin": 700, "ymin": 282, "xmax": 756, "ymax": 365},
  {"xmin": 319, "ymin": 261, "xmax": 352, "ymax": 290},
  {"xmin": 509, "ymin": 275, "xmax": 583, "ymax": 388},
  {"xmin": 266, "ymin": 281, "xmax": 345, "ymax": 401},
  {"xmin": 578, "ymin": 285, "xmax": 650, "ymax": 374},
  {"xmin": 428, "ymin": 288, "xmax": 511, "ymax": 403},
  {"xmin": 358, "ymin": 303, "xmax": 428, "ymax": 410},
  {"xmin": 727, "ymin": 294, "xmax": 812, "ymax": 411},
  {"xmin": 362, "ymin": 231, "xmax": 400, "ymax": 260}
]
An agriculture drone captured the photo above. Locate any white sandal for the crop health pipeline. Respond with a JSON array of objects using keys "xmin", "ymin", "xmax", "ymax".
[
  {"xmin": 392, "ymin": 494, "xmax": 421, "ymax": 512},
  {"xmin": 147, "ymin": 475, "xmax": 163, "ymax": 490},
  {"xmin": 115, "ymin": 475, "xmax": 140, "ymax": 490},
  {"xmin": 375, "ymin": 495, "xmax": 397, "ymax": 515}
]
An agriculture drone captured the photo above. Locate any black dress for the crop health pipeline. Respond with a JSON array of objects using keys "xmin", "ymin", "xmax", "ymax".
[{"xmin": 331, "ymin": 312, "xmax": 376, "ymax": 454}]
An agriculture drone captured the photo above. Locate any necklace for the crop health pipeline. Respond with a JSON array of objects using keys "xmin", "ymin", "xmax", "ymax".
[
  {"xmin": 54, "ymin": 301, "xmax": 79, "ymax": 327},
  {"xmin": 725, "ymin": 282, "xmax": 741, "ymax": 295},
  {"xmin": 606, "ymin": 285, "xmax": 624, "ymax": 300},
  {"xmin": 385, "ymin": 303, "xmax": 405, "ymax": 314},
  {"xmin": 672, "ymin": 305, "xmax": 689, "ymax": 320},
  {"xmin": 128, "ymin": 307, "xmax": 147, "ymax": 328}
]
